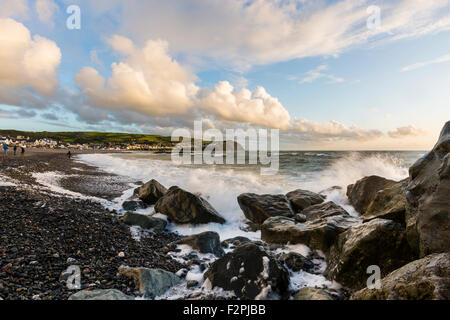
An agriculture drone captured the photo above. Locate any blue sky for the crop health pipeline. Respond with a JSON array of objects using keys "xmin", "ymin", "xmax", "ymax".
[{"xmin": 0, "ymin": 0, "xmax": 449, "ymax": 150}]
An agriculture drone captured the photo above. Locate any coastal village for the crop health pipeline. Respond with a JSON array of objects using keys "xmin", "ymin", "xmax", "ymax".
[{"xmin": 0, "ymin": 135, "xmax": 173, "ymax": 151}]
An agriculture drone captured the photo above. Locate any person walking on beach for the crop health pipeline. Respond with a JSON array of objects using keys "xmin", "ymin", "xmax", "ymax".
[
  {"xmin": 13, "ymin": 145, "xmax": 17, "ymax": 156},
  {"xmin": 67, "ymin": 150, "xmax": 72, "ymax": 159},
  {"xmin": 21, "ymin": 146, "xmax": 25, "ymax": 156},
  {"xmin": 3, "ymin": 142, "xmax": 8, "ymax": 156}
]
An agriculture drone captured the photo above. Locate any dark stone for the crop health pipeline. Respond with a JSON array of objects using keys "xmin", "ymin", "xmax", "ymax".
[
  {"xmin": 122, "ymin": 212, "xmax": 167, "ymax": 232},
  {"xmin": 326, "ymin": 219, "xmax": 415, "ymax": 290},
  {"xmin": 280, "ymin": 252, "xmax": 314, "ymax": 272},
  {"xmin": 286, "ymin": 189, "xmax": 325, "ymax": 212},
  {"xmin": 237, "ymin": 193, "xmax": 294, "ymax": 225},
  {"xmin": 406, "ymin": 121, "xmax": 450, "ymax": 257},
  {"xmin": 352, "ymin": 253, "xmax": 450, "ymax": 300},
  {"xmin": 221, "ymin": 236, "xmax": 252, "ymax": 249},
  {"xmin": 363, "ymin": 179, "xmax": 408, "ymax": 224},
  {"xmin": 294, "ymin": 214, "xmax": 307, "ymax": 223},
  {"xmin": 154, "ymin": 186, "xmax": 226, "ymax": 224},
  {"xmin": 204, "ymin": 243, "xmax": 290, "ymax": 300},
  {"xmin": 177, "ymin": 231, "xmax": 225, "ymax": 257},
  {"xmin": 302, "ymin": 201, "xmax": 349, "ymax": 220},
  {"xmin": 136, "ymin": 179, "xmax": 168, "ymax": 205},
  {"xmin": 347, "ymin": 176, "xmax": 397, "ymax": 214},
  {"xmin": 261, "ymin": 215, "xmax": 361, "ymax": 254},
  {"xmin": 122, "ymin": 200, "xmax": 147, "ymax": 211}
]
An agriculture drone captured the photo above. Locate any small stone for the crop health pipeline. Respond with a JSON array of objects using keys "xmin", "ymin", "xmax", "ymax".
[
  {"xmin": 67, "ymin": 257, "xmax": 76, "ymax": 264},
  {"xmin": 186, "ymin": 280, "xmax": 198, "ymax": 288},
  {"xmin": 32, "ymin": 294, "xmax": 41, "ymax": 300},
  {"xmin": 294, "ymin": 214, "xmax": 307, "ymax": 223},
  {"xmin": 118, "ymin": 252, "xmax": 125, "ymax": 258}
]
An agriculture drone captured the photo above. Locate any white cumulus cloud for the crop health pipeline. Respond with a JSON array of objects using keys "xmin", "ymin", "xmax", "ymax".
[{"xmin": 0, "ymin": 18, "xmax": 61, "ymax": 106}]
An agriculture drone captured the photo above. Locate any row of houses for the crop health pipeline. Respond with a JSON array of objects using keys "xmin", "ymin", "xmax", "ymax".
[{"xmin": 1, "ymin": 136, "xmax": 173, "ymax": 151}]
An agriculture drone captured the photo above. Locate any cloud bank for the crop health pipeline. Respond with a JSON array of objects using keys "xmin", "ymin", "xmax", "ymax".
[{"xmin": 0, "ymin": 18, "xmax": 61, "ymax": 107}]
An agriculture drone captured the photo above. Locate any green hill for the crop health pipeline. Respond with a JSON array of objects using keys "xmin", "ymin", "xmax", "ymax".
[{"xmin": 0, "ymin": 130, "xmax": 178, "ymax": 146}]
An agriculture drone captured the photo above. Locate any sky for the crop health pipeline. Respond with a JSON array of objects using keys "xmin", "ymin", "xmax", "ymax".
[{"xmin": 0, "ymin": 0, "xmax": 449, "ymax": 150}]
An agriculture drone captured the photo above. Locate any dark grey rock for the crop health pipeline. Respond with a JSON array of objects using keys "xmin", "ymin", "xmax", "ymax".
[
  {"xmin": 286, "ymin": 189, "xmax": 325, "ymax": 212},
  {"xmin": 122, "ymin": 212, "xmax": 167, "ymax": 232},
  {"xmin": 136, "ymin": 179, "xmax": 168, "ymax": 205},
  {"xmin": 155, "ymin": 186, "xmax": 226, "ymax": 224},
  {"xmin": 406, "ymin": 121, "xmax": 450, "ymax": 257},
  {"xmin": 237, "ymin": 193, "xmax": 294, "ymax": 225},
  {"xmin": 326, "ymin": 219, "xmax": 415, "ymax": 290},
  {"xmin": 177, "ymin": 231, "xmax": 225, "ymax": 257},
  {"xmin": 204, "ymin": 243, "xmax": 290, "ymax": 300}
]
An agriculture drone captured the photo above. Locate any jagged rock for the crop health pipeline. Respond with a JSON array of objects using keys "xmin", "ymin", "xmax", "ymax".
[
  {"xmin": 286, "ymin": 189, "xmax": 325, "ymax": 212},
  {"xmin": 68, "ymin": 289, "xmax": 134, "ymax": 300},
  {"xmin": 406, "ymin": 121, "xmax": 450, "ymax": 257},
  {"xmin": 363, "ymin": 179, "xmax": 408, "ymax": 224},
  {"xmin": 118, "ymin": 266, "xmax": 181, "ymax": 298},
  {"xmin": 204, "ymin": 243, "xmax": 290, "ymax": 300},
  {"xmin": 122, "ymin": 212, "xmax": 167, "ymax": 232},
  {"xmin": 221, "ymin": 236, "xmax": 252, "ymax": 248},
  {"xmin": 294, "ymin": 287, "xmax": 334, "ymax": 300},
  {"xmin": 154, "ymin": 186, "xmax": 226, "ymax": 224},
  {"xmin": 347, "ymin": 176, "xmax": 397, "ymax": 214},
  {"xmin": 136, "ymin": 179, "xmax": 167, "ymax": 205},
  {"xmin": 237, "ymin": 193, "xmax": 294, "ymax": 225},
  {"xmin": 122, "ymin": 200, "xmax": 147, "ymax": 211},
  {"xmin": 326, "ymin": 219, "xmax": 415, "ymax": 290},
  {"xmin": 177, "ymin": 231, "xmax": 225, "ymax": 257},
  {"xmin": 280, "ymin": 252, "xmax": 314, "ymax": 272},
  {"xmin": 302, "ymin": 201, "xmax": 349, "ymax": 220},
  {"xmin": 352, "ymin": 253, "xmax": 450, "ymax": 300},
  {"xmin": 261, "ymin": 215, "xmax": 361, "ymax": 254}
]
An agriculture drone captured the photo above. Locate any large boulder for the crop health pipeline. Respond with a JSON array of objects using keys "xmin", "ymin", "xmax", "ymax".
[
  {"xmin": 326, "ymin": 219, "xmax": 415, "ymax": 290},
  {"xmin": 286, "ymin": 189, "xmax": 325, "ymax": 212},
  {"xmin": 352, "ymin": 253, "xmax": 450, "ymax": 300},
  {"xmin": 302, "ymin": 201, "xmax": 349, "ymax": 220},
  {"xmin": 363, "ymin": 179, "xmax": 408, "ymax": 224},
  {"xmin": 204, "ymin": 243, "xmax": 290, "ymax": 300},
  {"xmin": 237, "ymin": 193, "xmax": 294, "ymax": 225},
  {"xmin": 176, "ymin": 231, "xmax": 225, "ymax": 257},
  {"xmin": 294, "ymin": 287, "xmax": 334, "ymax": 300},
  {"xmin": 118, "ymin": 266, "xmax": 181, "ymax": 299},
  {"xmin": 136, "ymin": 179, "xmax": 167, "ymax": 205},
  {"xmin": 68, "ymin": 289, "xmax": 134, "ymax": 300},
  {"xmin": 347, "ymin": 176, "xmax": 397, "ymax": 214},
  {"xmin": 122, "ymin": 212, "xmax": 167, "ymax": 232},
  {"xmin": 261, "ymin": 215, "xmax": 361, "ymax": 254},
  {"xmin": 405, "ymin": 121, "xmax": 450, "ymax": 257},
  {"xmin": 154, "ymin": 186, "xmax": 226, "ymax": 224}
]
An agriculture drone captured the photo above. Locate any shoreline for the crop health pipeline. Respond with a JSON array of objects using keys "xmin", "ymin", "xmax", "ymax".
[{"xmin": 0, "ymin": 149, "xmax": 183, "ymax": 300}]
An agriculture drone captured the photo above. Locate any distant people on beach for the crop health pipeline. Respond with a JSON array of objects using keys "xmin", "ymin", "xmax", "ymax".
[
  {"xmin": 3, "ymin": 142, "xmax": 8, "ymax": 156},
  {"xmin": 13, "ymin": 145, "xmax": 17, "ymax": 156},
  {"xmin": 67, "ymin": 151, "xmax": 72, "ymax": 159},
  {"xmin": 21, "ymin": 146, "xmax": 25, "ymax": 156}
]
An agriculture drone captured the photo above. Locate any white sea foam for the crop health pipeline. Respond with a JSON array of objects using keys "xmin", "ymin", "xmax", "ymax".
[
  {"xmin": 0, "ymin": 175, "xmax": 17, "ymax": 187},
  {"xmin": 77, "ymin": 151, "xmax": 411, "ymax": 228}
]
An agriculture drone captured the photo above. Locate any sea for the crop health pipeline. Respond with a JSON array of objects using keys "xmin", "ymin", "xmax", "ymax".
[{"xmin": 76, "ymin": 150, "xmax": 425, "ymax": 241}]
